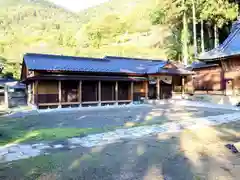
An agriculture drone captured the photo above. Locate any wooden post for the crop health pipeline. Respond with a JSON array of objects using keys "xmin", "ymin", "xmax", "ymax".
[
  {"xmin": 131, "ymin": 81, "xmax": 134, "ymax": 101},
  {"xmin": 4, "ymin": 85, "xmax": 9, "ymax": 108},
  {"xmin": 58, "ymin": 80, "xmax": 62, "ymax": 108},
  {"xmin": 79, "ymin": 80, "xmax": 82, "ymax": 106},
  {"xmin": 156, "ymin": 77, "xmax": 160, "ymax": 99},
  {"xmin": 182, "ymin": 76, "xmax": 185, "ymax": 97},
  {"xmin": 35, "ymin": 80, "xmax": 39, "ymax": 107},
  {"xmin": 32, "ymin": 81, "xmax": 35, "ymax": 105},
  {"xmin": 145, "ymin": 81, "xmax": 148, "ymax": 100},
  {"xmin": 232, "ymin": 79, "xmax": 235, "ymax": 96},
  {"xmin": 27, "ymin": 84, "xmax": 31, "ymax": 105},
  {"xmin": 115, "ymin": 81, "xmax": 118, "ymax": 105},
  {"xmin": 98, "ymin": 81, "xmax": 101, "ymax": 106}
]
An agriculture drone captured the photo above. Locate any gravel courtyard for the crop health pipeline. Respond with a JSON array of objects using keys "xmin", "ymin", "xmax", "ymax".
[
  {"xmin": 1, "ymin": 102, "xmax": 240, "ymax": 179},
  {"xmin": 6, "ymin": 103, "xmax": 238, "ymax": 129}
]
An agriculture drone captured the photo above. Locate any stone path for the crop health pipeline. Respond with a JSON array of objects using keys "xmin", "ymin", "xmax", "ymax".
[{"xmin": 1, "ymin": 111, "xmax": 240, "ymax": 163}]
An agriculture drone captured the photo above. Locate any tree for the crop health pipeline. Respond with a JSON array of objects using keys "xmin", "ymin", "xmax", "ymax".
[
  {"xmin": 200, "ymin": 19, "xmax": 205, "ymax": 52},
  {"xmin": 182, "ymin": 0, "xmax": 189, "ymax": 65},
  {"xmin": 192, "ymin": 0, "xmax": 197, "ymax": 58},
  {"xmin": 200, "ymin": 0, "xmax": 238, "ymax": 49}
]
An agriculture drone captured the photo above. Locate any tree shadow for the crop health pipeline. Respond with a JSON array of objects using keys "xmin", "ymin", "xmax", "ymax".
[{"xmin": 1, "ymin": 104, "xmax": 240, "ymax": 179}]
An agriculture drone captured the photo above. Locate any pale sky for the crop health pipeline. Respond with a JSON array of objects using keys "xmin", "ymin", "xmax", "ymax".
[{"xmin": 48, "ymin": 0, "xmax": 110, "ymax": 12}]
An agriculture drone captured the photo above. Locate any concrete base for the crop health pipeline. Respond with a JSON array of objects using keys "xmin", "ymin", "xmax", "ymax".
[{"xmin": 185, "ymin": 94, "xmax": 240, "ymax": 106}]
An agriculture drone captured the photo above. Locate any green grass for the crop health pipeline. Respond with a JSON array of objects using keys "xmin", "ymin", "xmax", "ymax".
[
  {"xmin": 0, "ymin": 113, "xmax": 168, "ymax": 146},
  {"xmin": 0, "ymin": 148, "xmax": 105, "ymax": 180},
  {"xmin": 0, "ymin": 127, "xmax": 105, "ymax": 145},
  {"xmin": 0, "ymin": 125, "xmax": 118, "ymax": 146}
]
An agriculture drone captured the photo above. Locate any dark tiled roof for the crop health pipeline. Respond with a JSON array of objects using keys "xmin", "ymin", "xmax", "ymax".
[
  {"xmin": 0, "ymin": 77, "xmax": 16, "ymax": 86},
  {"xmin": 198, "ymin": 20, "xmax": 240, "ymax": 61},
  {"xmin": 23, "ymin": 53, "xmax": 192, "ymax": 75},
  {"xmin": 190, "ymin": 61, "xmax": 219, "ymax": 69},
  {"xmin": 104, "ymin": 56, "xmax": 165, "ymax": 63}
]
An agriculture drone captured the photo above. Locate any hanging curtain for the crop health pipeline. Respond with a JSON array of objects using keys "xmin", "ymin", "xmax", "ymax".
[{"xmin": 160, "ymin": 76, "xmax": 172, "ymax": 84}]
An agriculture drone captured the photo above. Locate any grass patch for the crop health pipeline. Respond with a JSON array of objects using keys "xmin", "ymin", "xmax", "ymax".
[
  {"xmin": 0, "ymin": 126, "xmax": 117, "ymax": 146},
  {"xmin": 0, "ymin": 148, "xmax": 103, "ymax": 179},
  {"xmin": 0, "ymin": 112, "xmax": 124, "ymax": 145}
]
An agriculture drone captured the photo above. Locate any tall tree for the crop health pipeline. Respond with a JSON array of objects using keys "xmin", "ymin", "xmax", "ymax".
[
  {"xmin": 200, "ymin": 19, "xmax": 205, "ymax": 52},
  {"xmin": 182, "ymin": 0, "xmax": 188, "ymax": 65},
  {"xmin": 214, "ymin": 24, "xmax": 219, "ymax": 48},
  {"xmin": 192, "ymin": 0, "xmax": 197, "ymax": 58},
  {"xmin": 200, "ymin": 0, "xmax": 238, "ymax": 47}
]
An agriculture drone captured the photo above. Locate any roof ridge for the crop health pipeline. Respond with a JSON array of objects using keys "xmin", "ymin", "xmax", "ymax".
[
  {"xmin": 104, "ymin": 56, "xmax": 165, "ymax": 62},
  {"xmin": 24, "ymin": 53, "xmax": 109, "ymax": 62}
]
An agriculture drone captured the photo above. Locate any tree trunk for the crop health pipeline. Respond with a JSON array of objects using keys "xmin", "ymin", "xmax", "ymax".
[
  {"xmin": 192, "ymin": 0, "xmax": 197, "ymax": 58},
  {"xmin": 207, "ymin": 22, "xmax": 213, "ymax": 49},
  {"xmin": 214, "ymin": 24, "xmax": 219, "ymax": 48},
  {"xmin": 182, "ymin": 0, "xmax": 188, "ymax": 65},
  {"xmin": 201, "ymin": 19, "xmax": 205, "ymax": 52}
]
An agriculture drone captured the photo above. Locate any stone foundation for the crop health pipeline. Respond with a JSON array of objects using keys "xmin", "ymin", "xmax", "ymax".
[{"xmin": 184, "ymin": 94, "xmax": 240, "ymax": 106}]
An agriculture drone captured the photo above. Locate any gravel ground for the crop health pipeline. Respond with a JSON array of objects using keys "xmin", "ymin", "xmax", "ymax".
[
  {"xmin": 2, "ymin": 104, "xmax": 237, "ymax": 130},
  {"xmin": 0, "ymin": 103, "xmax": 239, "ymax": 180},
  {"xmin": 1, "ymin": 120, "xmax": 240, "ymax": 180}
]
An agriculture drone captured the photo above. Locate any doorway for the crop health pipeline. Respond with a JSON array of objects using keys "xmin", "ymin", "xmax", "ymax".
[{"xmin": 160, "ymin": 80, "xmax": 173, "ymax": 99}]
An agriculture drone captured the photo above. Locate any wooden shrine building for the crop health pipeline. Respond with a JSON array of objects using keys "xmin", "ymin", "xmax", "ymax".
[
  {"xmin": 196, "ymin": 20, "xmax": 240, "ymax": 96},
  {"xmin": 21, "ymin": 53, "xmax": 193, "ymax": 109}
]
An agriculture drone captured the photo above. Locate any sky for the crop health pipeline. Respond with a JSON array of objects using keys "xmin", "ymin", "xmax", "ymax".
[{"xmin": 48, "ymin": 0, "xmax": 110, "ymax": 12}]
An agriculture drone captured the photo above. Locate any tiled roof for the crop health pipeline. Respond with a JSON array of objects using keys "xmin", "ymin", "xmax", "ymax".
[
  {"xmin": 0, "ymin": 77, "xmax": 16, "ymax": 86},
  {"xmin": 190, "ymin": 61, "xmax": 219, "ymax": 69},
  {"xmin": 198, "ymin": 20, "xmax": 240, "ymax": 61},
  {"xmin": 23, "ymin": 53, "xmax": 192, "ymax": 75}
]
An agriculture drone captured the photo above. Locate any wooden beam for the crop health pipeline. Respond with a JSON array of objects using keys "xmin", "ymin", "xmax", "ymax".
[
  {"xmin": 182, "ymin": 76, "xmax": 185, "ymax": 96},
  {"xmin": 27, "ymin": 84, "xmax": 31, "ymax": 105},
  {"xmin": 4, "ymin": 85, "xmax": 9, "ymax": 108},
  {"xmin": 98, "ymin": 81, "xmax": 101, "ymax": 105},
  {"xmin": 232, "ymin": 79, "xmax": 235, "ymax": 96},
  {"xmin": 115, "ymin": 81, "xmax": 118, "ymax": 104},
  {"xmin": 58, "ymin": 80, "xmax": 62, "ymax": 108},
  {"xmin": 79, "ymin": 80, "xmax": 82, "ymax": 105},
  {"xmin": 82, "ymin": 101, "xmax": 99, "ymax": 104},
  {"xmin": 39, "ymin": 102, "xmax": 80, "ymax": 106},
  {"xmin": 32, "ymin": 81, "xmax": 35, "ymax": 105},
  {"xmin": 145, "ymin": 81, "xmax": 148, "ymax": 99},
  {"xmin": 131, "ymin": 81, "xmax": 134, "ymax": 101},
  {"xmin": 35, "ymin": 80, "xmax": 39, "ymax": 107},
  {"xmin": 118, "ymin": 100, "xmax": 132, "ymax": 103},
  {"xmin": 156, "ymin": 77, "xmax": 160, "ymax": 99}
]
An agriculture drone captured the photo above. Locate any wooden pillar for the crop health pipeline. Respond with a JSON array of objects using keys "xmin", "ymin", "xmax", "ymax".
[
  {"xmin": 32, "ymin": 81, "xmax": 35, "ymax": 105},
  {"xmin": 156, "ymin": 77, "xmax": 160, "ymax": 99},
  {"xmin": 131, "ymin": 81, "xmax": 134, "ymax": 101},
  {"xmin": 182, "ymin": 76, "xmax": 185, "ymax": 96},
  {"xmin": 145, "ymin": 81, "xmax": 148, "ymax": 100},
  {"xmin": 115, "ymin": 81, "xmax": 118, "ymax": 104},
  {"xmin": 232, "ymin": 79, "xmax": 235, "ymax": 96},
  {"xmin": 79, "ymin": 80, "xmax": 82, "ymax": 106},
  {"xmin": 58, "ymin": 80, "xmax": 62, "ymax": 108},
  {"xmin": 27, "ymin": 84, "xmax": 31, "ymax": 105},
  {"xmin": 4, "ymin": 85, "xmax": 9, "ymax": 108},
  {"xmin": 98, "ymin": 81, "xmax": 101, "ymax": 106},
  {"xmin": 35, "ymin": 80, "xmax": 39, "ymax": 107}
]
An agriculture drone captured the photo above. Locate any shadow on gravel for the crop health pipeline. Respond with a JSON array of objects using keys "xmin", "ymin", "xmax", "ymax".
[{"xmin": 1, "ymin": 121, "xmax": 240, "ymax": 180}]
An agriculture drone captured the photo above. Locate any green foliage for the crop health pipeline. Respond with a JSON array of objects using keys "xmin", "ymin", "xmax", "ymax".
[
  {"xmin": 0, "ymin": 0, "xmax": 239, "ymax": 78},
  {"xmin": 150, "ymin": 8, "xmax": 166, "ymax": 25},
  {"xmin": 149, "ymin": 0, "xmax": 239, "ymax": 62},
  {"xmin": 200, "ymin": 0, "xmax": 238, "ymax": 27}
]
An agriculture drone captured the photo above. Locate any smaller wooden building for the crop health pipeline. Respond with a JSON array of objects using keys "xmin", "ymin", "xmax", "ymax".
[
  {"xmin": 21, "ymin": 54, "xmax": 193, "ymax": 109},
  {"xmin": 197, "ymin": 20, "xmax": 240, "ymax": 96}
]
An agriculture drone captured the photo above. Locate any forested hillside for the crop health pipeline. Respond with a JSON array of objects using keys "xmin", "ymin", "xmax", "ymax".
[{"xmin": 0, "ymin": 0, "xmax": 239, "ymax": 78}]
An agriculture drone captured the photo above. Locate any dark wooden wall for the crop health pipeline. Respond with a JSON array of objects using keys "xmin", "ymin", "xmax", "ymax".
[{"xmin": 193, "ymin": 66, "xmax": 223, "ymax": 91}]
